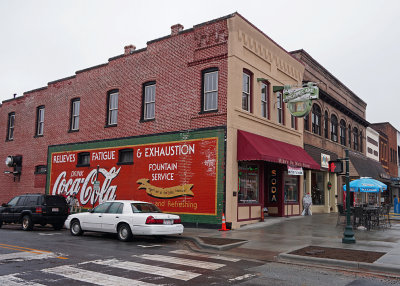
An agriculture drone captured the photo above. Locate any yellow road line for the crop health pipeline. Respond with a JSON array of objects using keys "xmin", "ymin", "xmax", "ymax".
[
  {"xmin": 0, "ymin": 245, "xmax": 44, "ymax": 254},
  {"xmin": 0, "ymin": 243, "xmax": 52, "ymax": 253}
]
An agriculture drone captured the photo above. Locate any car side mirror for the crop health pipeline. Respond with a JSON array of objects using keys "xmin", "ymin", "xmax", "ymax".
[{"xmin": 1, "ymin": 203, "xmax": 8, "ymax": 207}]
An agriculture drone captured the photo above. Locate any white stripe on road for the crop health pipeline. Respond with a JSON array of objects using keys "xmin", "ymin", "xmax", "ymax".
[
  {"xmin": 0, "ymin": 252, "xmax": 56, "ymax": 262},
  {"xmin": 170, "ymin": 249, "xmax": 241, "ymax": 262},
  {"xmin": 43, "ymin": 265, "xmax": 157, "ymax": 286},
  {"xmin": 92, "ymin": 258, "xmax": 200, "ymax": 281},
  {"xmin": 0, "ymin": 274, "xmax": 45, "ymax": 286},
  {"xmin": 137, "ymin": 254, "xmax": 225, "ymax": 270}
]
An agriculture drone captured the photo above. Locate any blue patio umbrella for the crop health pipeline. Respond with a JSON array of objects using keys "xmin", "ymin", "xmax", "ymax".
[{"xmin": 343, "ymin": 177, "xmax": 387, "ymax": 193}]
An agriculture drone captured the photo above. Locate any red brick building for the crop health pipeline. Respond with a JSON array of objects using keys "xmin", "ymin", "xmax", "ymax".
[{"xmin": 1, "ymin": 13, "xmax": 315, "ymax": 228}]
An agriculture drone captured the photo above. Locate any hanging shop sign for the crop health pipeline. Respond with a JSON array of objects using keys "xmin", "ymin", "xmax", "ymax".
[
  {"xmin": 287, "ymin": 165, "xmax": 303, "ymax": 176},
  {"xmin": 321, "ymin": 153, "xmax": 330, "ymax": 169},
  {"xmin": 47, "ymin": 135, "xmax": 221, "ymax": 216},
  {"xmin": 282, "ymin": 82, "xmax": 319, "ymax": 117}
]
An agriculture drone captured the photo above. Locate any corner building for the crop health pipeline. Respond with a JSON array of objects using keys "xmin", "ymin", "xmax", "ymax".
[{"xmin": 1, "ymin": 13, "xmax": 319, "ymax": 229}]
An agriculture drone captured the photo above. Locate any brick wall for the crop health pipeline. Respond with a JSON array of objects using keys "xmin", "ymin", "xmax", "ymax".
[{"xmin": 0, "ymin": 18, "xmax": 229, "ymax": 203}]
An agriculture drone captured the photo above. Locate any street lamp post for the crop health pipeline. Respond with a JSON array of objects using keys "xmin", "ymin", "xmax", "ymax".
[{"xmin": 342, "ymin": 149, "xmax": 356, "ymax": 244}]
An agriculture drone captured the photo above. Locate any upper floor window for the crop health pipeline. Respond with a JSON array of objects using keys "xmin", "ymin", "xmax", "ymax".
[
  {"xmin": 277, "ymin": 92, "xmax": 284, "ymax": 125},
  {"xmin": 70, "ymin": 98, "xmax": 80, "ymax": 131},
  {"xmin": 291, "ymin": 115, "xmax": 297, "ymax": 130},
  {"xmin": 143, "ymin": 82, "xmax": 156, "ymax": 120},
  {"xmin": 353, "ymin": 127, "xmax": 359, "ymax": 151},
  {"xmin": 311, "ymin": 104, "xmax": 321, "ymax": 135},
  {"xmin": 324, "ymin": 111, "xmax": 329, "ymax": 138},
  {"xmin": 242, "ymin": 71, "xmax": 251, "ymax": 112},
  {"xmin": 107, "ymin": 90, "xmax": 119, "ymax": 126},
  {"xmin": 339, "ymin": 120, "xmax": 346, "ymax": 145},
  {"xmin": 261, "ymin": 82, "xmax": 269, "ymax": 119},
  {"xmin": 7, "ymin": 112, "xmax": 15, "ymax": 141},
  {"xmin": 36, "ymin": 106, "xmax": 45, "ymax": 136},
  {"xmin": 348, "ymin": 125, "xmax": 352, "ymax": 147},
  {"xmin": 360, "ymin": 131, "xmax": 363, "ymax": 153},
  {"xmin": 304, "ymin": 114, "xmax": 310, "ymax": 131},
  {"xmin": 202, "ymin": 69, "xmax": 218, "ymax": 112},
  {"xmin": 330, "ymin": 114, "xmax": 338, "ymax": 142}
]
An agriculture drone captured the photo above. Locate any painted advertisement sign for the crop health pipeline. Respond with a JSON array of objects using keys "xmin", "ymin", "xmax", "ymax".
[{"xmin": 47, "ymin": 129, "xmax": 224, "ymax": 218}]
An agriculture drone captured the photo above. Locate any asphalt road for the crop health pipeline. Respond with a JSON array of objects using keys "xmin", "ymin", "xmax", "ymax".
[
  {"xmin": 1, "ymin": 224, "xmax": 400, "ymax": 286},
  {"xmin": 0, "ymin": 224, "xmax": 262, "ymax": 285}
]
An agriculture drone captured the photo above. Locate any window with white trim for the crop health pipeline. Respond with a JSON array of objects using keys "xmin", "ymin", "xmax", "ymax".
[
  {"xmin": 261, "ymin": 82, "xmax": 269, "ymax": 118},
  {"xmin": 107, "ymin": 90, "xmax": 118, "ymax": 126},
  {"xmin": 242, "ymin": 72, "xmax": 251, "ymax": 111},
  {"xmin": 36, "ymin": 106, "xmax": 45, "ymax": 136},
  {"xmin": 203, "ymin": 69, "xmax": 218, "ymax": 111},
  {"xmin": 277, "ymin": 92, "xmax": 284, "ymax": 124},
  {"xmin": 144, "ymin": 83, "xmax": 156, "ymax": 120},
  {"xmin": 70, "ymin": 98, "xmax": 80, "ymax": 131},
  {"xmin": 7, "ymin": 112, "xmax": 15, "ymax": 140}
]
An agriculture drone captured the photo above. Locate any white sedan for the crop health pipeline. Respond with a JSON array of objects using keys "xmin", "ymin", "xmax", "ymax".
[{"xmin": 64, "ymin": 200, "xmax": 184, "ymax": 241}]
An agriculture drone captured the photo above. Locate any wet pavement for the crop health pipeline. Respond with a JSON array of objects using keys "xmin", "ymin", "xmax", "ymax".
[{"xmin": 181, "ymin": 213, "xmax": 400, "ymax": 275}]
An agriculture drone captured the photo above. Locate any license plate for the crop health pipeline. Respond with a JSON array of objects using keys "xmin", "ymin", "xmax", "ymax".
[
  {"xmin": 163, "ymin": 219, "xmax": 173, "ymax": 225},
  {"xmin": 52, "ymin": 208, "xmax": 59, "ymax": 212}
]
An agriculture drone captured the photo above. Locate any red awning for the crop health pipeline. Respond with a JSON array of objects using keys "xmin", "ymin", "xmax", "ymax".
[{"xmin": 237, "ymin": 130, "xmax": 320, "ymax": 170}]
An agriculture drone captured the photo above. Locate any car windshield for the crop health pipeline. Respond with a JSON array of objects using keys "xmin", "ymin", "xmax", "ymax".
[{"xmin": 131, "ymin": 203, "xmax": 162, "ymax": 213}]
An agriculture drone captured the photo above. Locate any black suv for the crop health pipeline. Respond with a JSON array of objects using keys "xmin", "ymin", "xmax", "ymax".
[{"xmin": 0, "ymin": 194, "xmax": 69, "ymax": 230}]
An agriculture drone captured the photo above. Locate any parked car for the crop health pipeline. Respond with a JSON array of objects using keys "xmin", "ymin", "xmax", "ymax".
[
  {"xmin": 64, "ymin": 200, "xmax": 184, "ymax": 241},
  {"xmin": 0, "ymin": 194, "xmax": 69, "ymax": 230}
]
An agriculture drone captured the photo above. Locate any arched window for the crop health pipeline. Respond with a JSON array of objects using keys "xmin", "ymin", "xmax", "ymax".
[
  {"xmin": 311, "ymin": 104, "xmax": 321, "ymax": 135},
  {"xmin": 330, "ymin": 115, "xmax": 338, "ymax": 142},
  {"xmin": 348, "ymin": 125, "xmax": 352, "ymax": 147},
  {"xmin": 353, "ymin": 127, "xmax": 359, "ymax": 151},
  {"xmin": 339, "ymin": 120, "xmax": 346, "ymax": 145},
  {"xmin": 360, "ymin": 131, "xmax": 363, "ymax": 152},
  {"xmin": 324, "ymin": 111, "xmax": 329, "ymax": 138},
  {"xmin": 304, "ymin": 114, "xmax": 310, "ymax": 131}
]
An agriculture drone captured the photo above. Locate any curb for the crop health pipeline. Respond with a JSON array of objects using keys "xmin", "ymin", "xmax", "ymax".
[
  {"xmin": 278, "ymin": 253, "xmax": 400, "ymax": 276},
  {"xmin": 180, "ymin": 235, "xmax": 248, "ymax": 251}
]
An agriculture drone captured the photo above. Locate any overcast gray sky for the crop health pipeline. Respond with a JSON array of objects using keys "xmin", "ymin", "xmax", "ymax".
[{"xmin": 1, "ymin": 0, "xmax": 399, "ymax": 129}]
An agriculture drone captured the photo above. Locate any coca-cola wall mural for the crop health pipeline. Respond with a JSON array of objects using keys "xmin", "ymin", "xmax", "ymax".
[{"xmin": 46, "ymin": 128, "xmax": 225, "ymax": 224}]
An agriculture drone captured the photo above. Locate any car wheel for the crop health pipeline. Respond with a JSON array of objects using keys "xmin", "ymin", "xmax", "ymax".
[
  {"xmin": 70, "ymin": 220, "xmax": 83, "ymax": 236},
  {"xmin": 22, "ymin": 215, "xmax": 33, "ymax": 231},
  {"xmin": 117, "ymin": 223, "xmax": 132, "ymax": 242},
  {"xmin": 52, "ymin": 223, "xmax": 64, "ymax": 230}
]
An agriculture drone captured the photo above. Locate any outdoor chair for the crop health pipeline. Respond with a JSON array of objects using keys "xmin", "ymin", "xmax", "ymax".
[
  {"xmin": 336, "ymin": 204, "xmax": 346, "ymax": 226},
  {"xmin": 353, "ymin": 206, "xmax": 366, "ymax": 229}
]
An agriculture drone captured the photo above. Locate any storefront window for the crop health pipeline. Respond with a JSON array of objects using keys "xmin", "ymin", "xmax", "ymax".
[
  {"xmin": 238, "ymin": 162, "xmax": 259, "ymax": 204},
  {"xmin": 284, "ymin": 172, "xmax": 298, "ymax": 202},
  {"xmin": 311, "ymin": 172, "xmax": 325, "ymax": 205}
]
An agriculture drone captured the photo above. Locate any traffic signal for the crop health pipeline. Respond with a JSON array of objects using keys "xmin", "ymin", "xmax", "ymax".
[{"xmin": 328, "ymin": 160, "xmax": 343, "ymax": 173}]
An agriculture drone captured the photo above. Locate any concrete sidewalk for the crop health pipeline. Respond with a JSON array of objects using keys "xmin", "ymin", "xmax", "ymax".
[{"xmin": 181, "ymin": 213, "xmax": 400, "ymax": 276}]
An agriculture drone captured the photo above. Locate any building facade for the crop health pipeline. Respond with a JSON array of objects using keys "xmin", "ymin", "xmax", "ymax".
[
  {"xmin": 366, "ymin": 127, "xmax": 380, "ymax": 161},
  {"xmin": 1, "ymin": 13, "xmax": 321, "ymax": 229},
  {"xmin": 370, "ymin": 122, "xmax": 399, "ymax": 202},
  {"xmin": 291, "ymin": 49, "xmax": 372, "ymax": 213}
]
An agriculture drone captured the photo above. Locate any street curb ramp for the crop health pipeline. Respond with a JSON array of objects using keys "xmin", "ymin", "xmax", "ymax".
[{"xmin": 181, "ymin": 236, "xmax": 248, "ymax": 251}]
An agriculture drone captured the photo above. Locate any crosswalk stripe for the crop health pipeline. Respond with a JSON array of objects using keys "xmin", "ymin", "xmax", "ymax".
[
  {"xmin": 92, "ymin": 258, "xmax": 200, "ymax": 281},
  {"xmin": 42, "ymin": 265, "xmax": 157, "ymax": 286},
  {"xmin": 0, "ymin": 252, "xmax": 56, "ymax": 262},
  {"xmin": 170, "ymin": 249, "xmax": 241, "ymax": 262},
  {"xmin": 0, "ymin": 274, "xmax": 45, "ymax": 286},
  {"xmin": 137, "ymin": 254, "xmax": 225, "ymax": 270}
]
